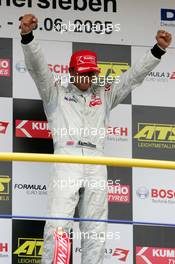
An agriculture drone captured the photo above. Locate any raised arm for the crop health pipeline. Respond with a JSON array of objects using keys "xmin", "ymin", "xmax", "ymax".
[
  {"xmin": 105, "ymin": 30, "xmax": 172, "ymax": 110},
  {"xmin": 19, "ymin": 14, "xmax": 58, "ymax": 108}
]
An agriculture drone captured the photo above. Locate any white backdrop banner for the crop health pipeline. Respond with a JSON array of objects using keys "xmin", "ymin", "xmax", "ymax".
[
  {"xmin": 0, "ymin": 219, "xmax": 12, "ymax": 264},
  {"xmin": 132, "ymin": 46, "xmax": 175, "ymax": 107},
  {"xmin": 133, "ymin": 167, "xmax": 175, "ymax": 224},
  {"xmin": 0, "ymin": 0, "xmax": 174, "ymax": 46},
  {"xmin": 104, "ymin": 104, "xmax": 132, "ymax": 158},
  {"xmin": 0, "ymin": 98, "xmax": 12, "ymax": 152},
  {"xmin": 73, "ymin": 222, "xmax": 133, "ymax": 264},
  {"xmin": 13, "ymin": 39, "xmax": 72, "ymax": 99},
  {"xmin": 12, "ymin": 161, "xmax": 49, "ymax": 217}
]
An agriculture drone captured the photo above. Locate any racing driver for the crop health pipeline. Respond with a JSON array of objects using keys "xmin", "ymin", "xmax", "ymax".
[{"xmin": 19, "ymin": 14, "xmax": 172, "ymax": 264}]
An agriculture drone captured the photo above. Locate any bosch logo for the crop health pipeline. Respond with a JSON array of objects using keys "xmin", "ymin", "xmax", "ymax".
[
  {"xmin": 48, "ymin": 64, "xmax": 68, "ymax": 74},
  {"xmin": 107, "ymin": 126, "xmax": 128, "ymax": 136},
  {"xmin": 136, "ymin": 187, "xmax": 149, "ymax": 199},
  {"xmin": 15, "ymin": 61, "xmax": 27, "ymax": 73},
  {"xmin": 152, "ymin": 188, "xmax": 175, "ymax": 199}
]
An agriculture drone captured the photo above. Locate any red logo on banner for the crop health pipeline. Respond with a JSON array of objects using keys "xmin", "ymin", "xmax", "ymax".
[
  {"xmin": 15, "ymin": 120, "xmax": 51, "ymax": 139},
  {"xmin": 136, "ymin": 246, "xmax": 175, "ymax": 264},
  {"xmin": 48, "ymin": 64, "xmax": 69, "ymax": 74},
  {"xmin": 170, "ymin": 72, "xmax": 175, "ymax": 79},
  {"xmin": 0, "ymin": 59, "xmax": 10, "ymax": 77},
  {"xmin": 152, "ymin": 188, "xmax": 175, "ymax": 199},
  {"xmin": 107, "ymin": 126, "xmax": 128, "ymax": 136},
  {"xmin": 0, "ymin": 121, "xmax": 9, "ymax": 134},
  {"xmin": 108, "ymin": 184, "xmax": 130, "ymax": 203},
  {"xmin": 0, "ymin": 243, "xmax": 8, "ymax": 253},
  {"xmin": 112, "ymin": 248, "xmax": 129, "ymax": 262}
]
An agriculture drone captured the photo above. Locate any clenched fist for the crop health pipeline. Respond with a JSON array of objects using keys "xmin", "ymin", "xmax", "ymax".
[
  {"xmin": 156, "ymin": 30, "xmax": 172, "ymax": 49},
  {"xmin": 19, "ymin": 14, "xmax": 38, "ymax": 34}
]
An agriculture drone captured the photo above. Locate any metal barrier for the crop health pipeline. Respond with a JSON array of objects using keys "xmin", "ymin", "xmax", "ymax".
[
  {"xmin": 0, "ymin": 152, "xmax": 175, "ymax": 169},
  {"xmin": 1, "ymin": 151, "xmax": 175, "ymax": 226}
]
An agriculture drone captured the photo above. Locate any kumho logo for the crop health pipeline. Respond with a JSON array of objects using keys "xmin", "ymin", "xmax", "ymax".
[
  {"xmin": 136, "ymin": 246, "xmax": 175, "ymax": 263},
  {"xmin": 13, "ymin": 238, "xmax": 43, "ymax": 257},
  {"xmin": 134, "ymin": 123, "xmax": 175, "ymax": 143}
]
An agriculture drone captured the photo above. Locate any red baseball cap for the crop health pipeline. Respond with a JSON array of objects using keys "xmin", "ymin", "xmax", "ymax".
[{"xmin": 69, "ymin": 50, "xmax": 100, "ymax": 73}]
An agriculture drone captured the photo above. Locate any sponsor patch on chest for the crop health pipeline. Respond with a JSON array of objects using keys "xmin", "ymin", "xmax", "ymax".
[
  {"xmin": 64, "ymin": 95, "xmax": 78, "ymax": 103},
  {"xmin": 89, "ymin": 94, "xmax": 102, "ymax": 107}
]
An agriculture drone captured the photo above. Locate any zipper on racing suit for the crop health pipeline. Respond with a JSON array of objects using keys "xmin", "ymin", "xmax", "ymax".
[{"xmin": 81, "ymin": 94, "xmax": 86, "ymax": 156}]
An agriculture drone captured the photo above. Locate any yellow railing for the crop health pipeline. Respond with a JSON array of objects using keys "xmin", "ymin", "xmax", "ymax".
[{"xmin": 0, "ymin": 152, "xmax": 175, "ymax": 170}]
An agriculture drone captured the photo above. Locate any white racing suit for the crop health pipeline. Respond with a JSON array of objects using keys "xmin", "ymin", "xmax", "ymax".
[{"xmin": 22, "ymin": 39, "xmax": 160, "ymax": 264}]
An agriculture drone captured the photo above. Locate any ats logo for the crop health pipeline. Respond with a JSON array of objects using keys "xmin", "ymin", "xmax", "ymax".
[
  {"xmin": 98, "ymin": 61, "xmax": 129, "ymax": 78},
  {"xmin": 136, "ymin": 246, "xmax": 175, "ymax": 264},
  {"xmin": 0, "ymin": 176, "xmax": 11, "ymax": 201},
  {"xmin": 16, "ymin": 120, "xmax": 51, "ymax": 139},
  {"xmin": 13, "ymin": 238, "xmax": 43, "ymax": 261},
  {"xmin": 0, "ymin": 59, "xmax": 10, "ymax": 77},
  {"xmin": 98, "ymin": 61, "xmax": 129, "ymax": 88},
  {"xmin": 134, "ymin": 123, "xmax": 175, "ymax": 149}
]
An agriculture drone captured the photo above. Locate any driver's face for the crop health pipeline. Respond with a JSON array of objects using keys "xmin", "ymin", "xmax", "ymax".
[{"xmin": 70, "ymin": 70, "xmax": 97, "ymax": 91}]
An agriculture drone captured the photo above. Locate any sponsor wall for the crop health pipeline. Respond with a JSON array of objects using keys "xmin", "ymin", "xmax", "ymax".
[{"xmin": 0, "ymin": 0, "xmax": 175, "ymax": 263}]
